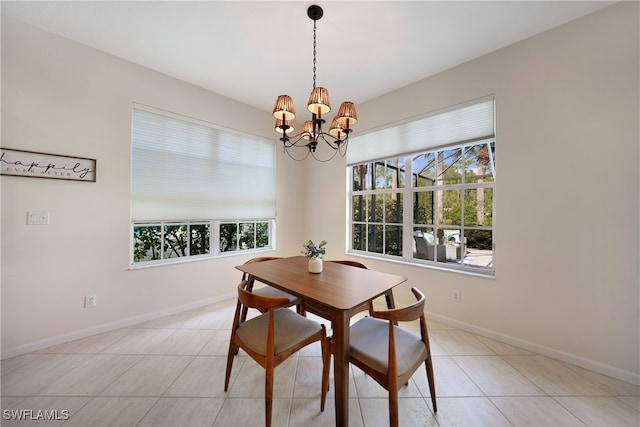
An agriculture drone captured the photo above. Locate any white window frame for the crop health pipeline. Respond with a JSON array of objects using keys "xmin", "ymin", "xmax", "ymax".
[{"xmin": 347, "ymin": 98, "xmax": 495, "ymax": 277}]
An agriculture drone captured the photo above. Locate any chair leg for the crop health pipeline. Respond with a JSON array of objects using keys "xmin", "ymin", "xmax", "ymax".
[
  {"xmin": 424, "ymin": 358, "xmax": 437, "ymax": 412},
  {"xmin": 224, "ymin": 340, "xmax": 236, "ymax": 391},
  {"xmin": 320, "ymin": 329, "xmax": 330, "ymax": 411},
  {"xmin": 265, "ymin": 364, "xmax": 274, "ymax": 427},
  {"xmin": 388, "ymin": 381, "xmax": 399, "ymax": 427}
]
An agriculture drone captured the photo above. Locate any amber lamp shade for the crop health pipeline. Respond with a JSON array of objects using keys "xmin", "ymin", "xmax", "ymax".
[
  {"xmin": 307, "ymin": 87, "xmax": 331, "ymax": 116},
  {"xmin": 274, "ymin": 119, "xmax": 294, "ymax": 134},
  {"xmin": 336, "ymin": 101, "xmax": 357, "ymax": 126},
  {"xmin": 273, "ymin": 95, "xmax": 296, "ymax": 121}
]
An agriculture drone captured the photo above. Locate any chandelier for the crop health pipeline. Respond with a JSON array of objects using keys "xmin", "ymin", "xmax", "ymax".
[{"xmin": 272, "ymin": 5, "xmax": 357, "ymax": 162}]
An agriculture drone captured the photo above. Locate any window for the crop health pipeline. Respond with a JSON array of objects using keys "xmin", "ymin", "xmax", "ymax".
[
  {"xmin": 348, "ymin": 98, "xmax": 495, "ymax": 275},
  {"xmin": 131, "ymin": 105, "xmax": 276, "ymax": 266}
]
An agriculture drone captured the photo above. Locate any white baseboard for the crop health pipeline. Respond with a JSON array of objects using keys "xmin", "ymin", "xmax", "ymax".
[
  {"xmin": 426, "ymin": 312, "xmax": 640, "ymax": 386},
  {"xmin": 1, "ymin": 293, "xmax": 236, "ymax": 360}
]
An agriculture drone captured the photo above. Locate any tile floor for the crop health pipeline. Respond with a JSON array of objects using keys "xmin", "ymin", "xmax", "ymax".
[{"xmin": 1, "ymin": 298, "xmax": 639, "ymax": 426}]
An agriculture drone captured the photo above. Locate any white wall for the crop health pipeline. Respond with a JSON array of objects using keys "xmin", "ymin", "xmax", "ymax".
[
  {"xmin": 2, "ymin": 2, "xmax": 638, "ymax": 385},
  {"xmin": 305, "ymin": 2, "xmax": 640, "ymax": 384},
  {"xmin": 0, "ymin": 16, "xmax": 303, "ymax": 357}
]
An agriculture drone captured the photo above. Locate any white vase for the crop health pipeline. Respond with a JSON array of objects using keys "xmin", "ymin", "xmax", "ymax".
[{"xmin": 308, "ymin": 257, "xmax": 323, "ymax": 273}]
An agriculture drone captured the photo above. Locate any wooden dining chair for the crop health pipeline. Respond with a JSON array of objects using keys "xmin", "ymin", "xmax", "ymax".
[
  {"xmin": 225, "ymin": 280, "xmax": 331, "ymax": 427},
  {"xmin": 347, "ymin": 287, "xmax": 437, "ymax": 427},
  {"xmin": 239, "ymin": 256, "xmax": 304, "ymax": 324},
  {"xmin": 303, "ymin": 259, "xmax": 396, "ymax": 323}
]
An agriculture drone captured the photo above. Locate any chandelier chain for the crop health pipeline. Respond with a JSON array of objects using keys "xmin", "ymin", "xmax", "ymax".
[{"xmin": 312, "ymin": 19, "xmax": 317, "ymax": 89}]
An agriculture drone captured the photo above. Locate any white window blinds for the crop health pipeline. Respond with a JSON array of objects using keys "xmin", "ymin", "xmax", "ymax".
[
  {"xmin": 131, "ymin": 106, "xmax": 276, "ymax": 221},
  {"xmin": 346, "ymin": 97, "xmax": 495, "ymax": 165}
]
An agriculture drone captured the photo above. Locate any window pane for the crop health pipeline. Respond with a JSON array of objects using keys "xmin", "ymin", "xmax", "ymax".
[
  {"xmin": 412, "ymin": 152, "xmax": 436, "ymax": 187},
  {"xmin": 190, "ymin": 223, "xmax": 210, "ymax": 256},
  {"xmin": 385, "ymin": 158, "xmax": 405, "ymax": 189},
  {"xmin": 133, "ymin": 225, "xmax": 162, "ymax": 262},
  {"xmin": 385, "ymin": 225, "xmax": 402, "ymax": 256},
  {"xmin": 437, "ymin": 148, "xmax": 463, "ymax": 185},
  {"xmin": 439, "ymin": 189, "xmax": 462, "ymax": 225},
  {"xmin": 465, "ymin": 143, "xmax": 494, "ymax": 184},
  {"xmin": 352, "ymin": 195, "xmax": 365, "ymax": 222},
  {"xmin": 374, "ymin": 161, "xmax": 386, "ymax": 190},
  {"xmin": 239, "ymin": 222, "xmax": 255, "ymax": 250},
  {"xmin": 256, "ymin": 222, "xmax": 269, "ymax": 248},
  {"xmin": 413, "ymin": 191, "xmax": 434, "ymax": 225},
  {"xmin": 352, "ymin": 164, "xmax": 371, "ymax": 191},
  {"xmin": 464, "ymin": 188, "xmax": 493, "ymax": 226},
  {"xmin": 352, "ymin": 223, "xmax": 366, "ymax": 251},
  {"xmin": 220, "ymin": 222, "xmax": 237, "ymax": 252},
  {"xmin": 164, "ymin": 224, "xmax": 188, "ymax": 258},
  {"xmin": 369, "ymin": 195, "xmax": 383, "ymax": 222},
  {"xmin": 384, "ymin": 193, "xmax": 403, "ymax": 224},
  {"xmin": 464, "ymin": 229, "xmax": 493, "ymax": 269},
  {"xmin": 368, "ymin": 224, "xmax": 383, "ymax": 253},
  {"xmin": 444, "ymin": 228, "xmax": 462, "ymax": 263}
]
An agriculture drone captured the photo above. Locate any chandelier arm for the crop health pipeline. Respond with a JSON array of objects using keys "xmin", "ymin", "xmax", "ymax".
[{"xmin": 310, "ymin": 146, "xmax": 341, "ymax": 162}]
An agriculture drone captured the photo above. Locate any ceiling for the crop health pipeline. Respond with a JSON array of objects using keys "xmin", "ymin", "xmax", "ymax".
[{"xmin": 2, "ymin": 1, "xmax": 616, "ymax": 114}]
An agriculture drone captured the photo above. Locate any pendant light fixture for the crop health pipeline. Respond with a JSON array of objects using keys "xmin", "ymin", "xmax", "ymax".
[{"xmin": 272, "ymin": 5, "xmax": 357, "ymax": 162}]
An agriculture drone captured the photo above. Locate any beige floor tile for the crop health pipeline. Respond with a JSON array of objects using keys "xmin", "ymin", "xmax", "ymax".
[
  {"xmin": 100, "ymin": 328, "xmax": 176, "ymax": 354},
  {"xmin": 358, "ymin": 397, "xmax": 438, "ymax": 426},
  {"xmin": 502, "ymin": 355, "xmax": 608, "ymax": 396},
  {"xmin": 618, "ymin": 395, "xmax": 640, "ymax": 411},
  {"xmin": 1, "ymin": 354, "xmax": 45, "ymax": 376},
  {"xmin": 433, "ymin": 397, "xmax": 512, "ymax": 426},
  {"xmin": 454, "ymin": 355, "xmax": 545, "ymax": 396},
  {"xmin": 561, "ymin": 363, "xmax": 640, "ymax": 396},
  {"xmin": 293, "ymin": 356, "xmax": 331, "ymax": 399},
  {"xmin": 1, "ymin": 396, "xmax": 91, "ymax": 427},
  {"xmin": 351, "ymin": 368, "xmax": 422, "ymax": 399},
  {"xmin": 1, "ymin": 354, "xmax": 91, "ymax": 396},
  {"xmin": 166, "ymin": 355, "xmax": 242, "ymax": 398},
  {"xmin": 198, "ymin": 329, "xmax": 233, "ymax": 356},
  {"xmin": 288, "ymin": 398, "xmax": 338, "ymax": 426},
  {"xmin": 180, "ymin": 309, "xmax": 234, "ymax": 329},
  {"xmin": 413, "ymin": 356, "xmax": 484, "ymax": 397},
  {"xmin": 430, "ymin": 330, "xmax": 496, "ymax": 355},
  {"xmin": 38, "ymin": 329, "xmax": 131, "ymax": 354},
  {"xmin": 555, "ymin": 396, "xmax": 640, "ymax": 427},
  {"xmin": 137, "ymin": 397, "xmax": 224, "ymax": 427},
  {"xmin": 491, "ymin": 396, "xmax": 585, "ymax": 426},
  {"xmin": 99, "ymin": 355, "xmax": 192, "ymax": 397},
  {"xmin": 227, "ymin": 356, "xmax": 297, "ymax": 399},
  {"xmin": 148, "ymin": 329, "xmax": 216, "ymax": 355},
  {"xmin": 62, "ymin": 396, "xmax": 157, "ymax": 426},
  {"xmin": 475, "ymin": 336, "xmax": 532, "ymax": 355},
  {"xmin": 38, "ymin": 354, "xmax": 141, "ymax": 396},
  {"xmin": 213, "ymin": 397, "xmax": 291, "ymax": 427}
]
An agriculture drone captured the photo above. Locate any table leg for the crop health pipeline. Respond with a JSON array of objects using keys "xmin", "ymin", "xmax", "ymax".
[{"xmin": 330, "ymin": 308, "xmax": 350, "ymax": 427}]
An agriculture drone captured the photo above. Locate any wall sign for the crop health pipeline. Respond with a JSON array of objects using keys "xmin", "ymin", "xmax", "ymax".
[{"xmin": 0, "ymin": 148, "xmax": 96, "ymax": 182}]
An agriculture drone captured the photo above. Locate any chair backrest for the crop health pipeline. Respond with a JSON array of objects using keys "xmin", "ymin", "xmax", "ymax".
[
  {"xmin": 327, "ymin": 259, "xmax": 368, "ymax": 269},
  {"xmin": 370, "ymin": 287, "xmax": 425, "ymax": 323},
  {"xmin": 237, "ymin": 280, "xmax": 289, "ymax": 312},
  {"xmin": 241, "ymin": 256, "xmax": 283, "ymax": 281}
]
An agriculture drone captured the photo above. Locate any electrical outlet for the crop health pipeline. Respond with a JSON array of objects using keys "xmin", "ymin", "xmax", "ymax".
[
  {"xmin": 27, "ymin": 211, "xmax": 50, "ymax": 225},
  {"xmin": 85, "ymin": 294, "xmax": 97, "ymax": 308},
  {"xmin": 452, "ymin": 290, "xmax": 461, "ymax": 302}
]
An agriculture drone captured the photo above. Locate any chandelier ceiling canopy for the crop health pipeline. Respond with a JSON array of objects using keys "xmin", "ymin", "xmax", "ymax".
[{"xmin": 272, "ymin": 4, "xmax": 357, "ymax": 162}]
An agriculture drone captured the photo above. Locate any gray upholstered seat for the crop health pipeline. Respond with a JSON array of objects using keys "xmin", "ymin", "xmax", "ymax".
[{"xmin": 347, "ymin": 287, "xmax": 436, "ymax": 427}]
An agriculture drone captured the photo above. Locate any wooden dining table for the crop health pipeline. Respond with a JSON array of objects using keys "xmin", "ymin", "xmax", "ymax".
[{"xmin": 236, "ymin": 255, "xmax": 407, "ymax": 426}]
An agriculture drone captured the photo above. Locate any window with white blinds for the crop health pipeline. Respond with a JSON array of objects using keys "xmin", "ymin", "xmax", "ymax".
[
  {"xmin": 346, "ymin": 97, "xmax": 494, "ymax": 165},
  {"xmin": 131, "ymin": 105, "xmax": 276, "ymax": 221},
  {"xmin": 130, "ymin": 105, "xmax": 276, "ymax": 266},
  {"xmin": 347, "ymin": 97, "xmax": 496, "ymax": 276}
]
